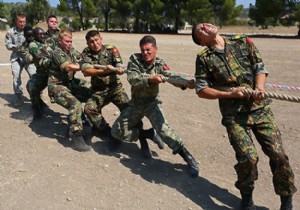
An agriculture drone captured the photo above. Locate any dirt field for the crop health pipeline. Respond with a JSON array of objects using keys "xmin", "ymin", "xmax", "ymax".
[{"xmin": 0, "ymin": 27, "xmax": 299, "ymax": 210}]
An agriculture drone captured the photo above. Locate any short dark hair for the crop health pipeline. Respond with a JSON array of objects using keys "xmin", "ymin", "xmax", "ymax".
[
  {"xmin": 33, "ymin": 27, "xmax": 44, "ymax": 35},
  {"xmin": 47, "ymin": 15, "xmax": 57, "ymax": 22},
  {"xmin": 139, "ymin": 35, "xmax": 156, "ymax": 47},
  {"xmin": 24, "ymin": 25, "xmax": 33, "ymax": 37},
  {"xmin": 192, "ymin": 24, "xmax": 201, "ymax": 45},
  {"xmin": 85, "ymin": 30, "xmax": 101, "ymax": 41}
]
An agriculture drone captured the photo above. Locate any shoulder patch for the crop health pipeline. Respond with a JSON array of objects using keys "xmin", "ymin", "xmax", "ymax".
[
  {"xmin": 246, "ymin": 37, "xmax": 253, "ymax": 44},
  {"xmin": 105, "ymin": 44, "xmax": 114, "ymax": 49},
  {"xmin": 231, "ymin": 34, "xmax": 246, "ymax": 40},
  {"xmin": 198, "ymin": 47, "xmax": 209, "ymax": 56},
  {"xmin": 163, "ymin": 65, "xmax": 170, "ymax": 70}
]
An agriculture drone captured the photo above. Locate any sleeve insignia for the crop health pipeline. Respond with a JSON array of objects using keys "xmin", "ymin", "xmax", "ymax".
[{"xmin": 163, "ymin": 65, "xmax": 170, "ymax": 70}]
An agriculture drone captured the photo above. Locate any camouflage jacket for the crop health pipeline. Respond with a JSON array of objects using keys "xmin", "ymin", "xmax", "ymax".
[
  {"xmin": 28, "ymin": 40, "xmax": 56, "ymax": 73},
  {"xmin": 195, "ymin": 34, "xmax": 271, "ymax": 116},
  {"xmin": 81, "ymin": 44, "xmax": 123, "ymax": 92},
  {"xmin": 48, "ymin": 46, "xmax": 82, "ymax": 85},
  {"xmin": 45, "ymin": 29, "xmax": 59, "ymax": 48},
  {"xmin": 127, "ymin": 53, "xmax": 186, "ymax": 103},
  {"xmin": 5, "ymin": 27, "xmax": 26, "ymax": 62},
  {"xmin": 20, "ymin": 41, "xmax": 34, "ymax": 64}
]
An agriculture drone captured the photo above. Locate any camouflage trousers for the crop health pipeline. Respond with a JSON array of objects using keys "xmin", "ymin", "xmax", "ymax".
[
  {"xmin": 84, "ymin": 85, "xmax": 129, "ymax": 131},
  {"xmin": 48, "ymin": 78, "xmax": 92, "ymax": 134},
  {"xmin": 26, "ymin": 71, "xmax": 48, "ymax": 106},
  {"xmin": 111, "ymin": 98, "xmax": 184, "ymax": 154},
  {"xmin": 222, "ymin": 105, "xmax": 297, "ymax": 196}
]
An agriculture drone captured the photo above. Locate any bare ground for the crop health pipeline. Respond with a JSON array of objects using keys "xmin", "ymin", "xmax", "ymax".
[{"xmin": 0, "ymin": 28, "xmax": 299, "ymax": 210}]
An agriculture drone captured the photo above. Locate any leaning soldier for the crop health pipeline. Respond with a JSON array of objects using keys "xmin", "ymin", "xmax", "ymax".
[
  {"xmin": 26, "ymin": 27, "xmax": 56, "ymax": 119},
  {"xmin": 111, "ymin": 35, "xmax": 199, "ymax": 178},
  {"xmin": 191, "ymin": 23, "xmax": 296, "ymax": 210},
  {"xmin": 48, "ymin": 29, "xmax": 92, "ymax": 152},
  {"xmin": 81, "ymin": 30, "xmax": 163, "ymax": 156}
]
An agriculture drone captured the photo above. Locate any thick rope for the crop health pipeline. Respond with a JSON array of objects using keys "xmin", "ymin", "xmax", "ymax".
[
  {"xmin": 0, "ymin": 63, "xmax": 11, "ymax": 66},
  {"xmin": 241, "ymin": 88, "xmax": 300, "ymax": 103},
  {"xmin": 93, "ymin": 64, "xmax": 191, "ymax": 86},
  {"xmin": 94, "ymin": 64, "xmax": 300, "ymax": 103},
  {"xmin": 265, "ymin": 83, "xmax": 300, "ymax": 92}
]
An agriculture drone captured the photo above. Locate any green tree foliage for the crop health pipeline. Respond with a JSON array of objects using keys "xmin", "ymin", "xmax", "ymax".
[
  {"xmin": 0, "ymin": 2, "xmax": 5, "ymax": 18},
  {"xmin": 292, "ymin": 3, "xmax": 300, "ymax": 36},
  {"xmin": 25, "ymin": 0, "xmax": 51, "ymax": 25},
  {"xmin": 209, "ymin": 0, "xmax": 243, "ymax": 27},
  {"xmin": 249, "ymin": 0, "xmax": 286, "ymax": 28},
  {"xmin": 58, "ymin": 0, "xmax": 96, "ymax": 30},
  {"xmin": 94, "ymin": 0, "xmax": 111, "ymax": 31},
  {"xmin": 183, "ymin": 0, "xmax": 213, "ymax": 24}
]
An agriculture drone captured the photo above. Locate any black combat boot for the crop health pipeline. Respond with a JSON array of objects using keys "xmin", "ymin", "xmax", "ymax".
[
  {"xmin": 240, "ymin": 191, "xmax": 256, "ymax": 210},
  {"xmin": 178, "ymin": 147, "xmax": 199, "ymax": 178},
  {"xmin": 32, "ymin": 104, "xmax": 42, "ymax": 119},
  {"xmin": 70, "ymin": 131, "xmax": 92, "ymax": 152},
  {"xmin": 280, "ymin": 195, "xmax": 293, "ymax": 210},
  {"xmin": 92, "ymin": 125, "xmax": 112, "ymax": 137},
  {"xmin": 107, "ymin": 135, "xmax": 123, "ymax": 151},
  {"xmin": 139, "ymin": 137, "xmax": 152, "ymax": 159},
  {"xmin": 139, "ymin": 128, "xmax": 164, "ymax": 149}
]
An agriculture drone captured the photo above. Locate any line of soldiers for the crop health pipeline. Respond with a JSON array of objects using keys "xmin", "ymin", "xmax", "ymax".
[
  {"xmin": 5, "ymin": 14, "xmax": 199, "ymax": 179},
  {"xmin": 6, "ymin": 14, "xmax": 295, "ymax": 210}
]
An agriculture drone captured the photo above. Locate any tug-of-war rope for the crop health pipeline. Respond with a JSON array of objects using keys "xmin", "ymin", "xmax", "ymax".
[
  {"xmin": 1, "ymin": 62, "xmax": 299, "ymax": 103},
  {"xmin": 94, "ymin": 64, "xmax": 300, "ymax": 103}
]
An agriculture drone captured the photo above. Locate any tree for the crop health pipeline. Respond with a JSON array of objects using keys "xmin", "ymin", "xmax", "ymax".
[
  {"xmin": 209, "ymin": 0, "xmax": 243, "ymax": 27},
  {"xmin": 25, "ymin": 0, "xmax": 50, "ymax": 25},
  {"xmin": 183, "ymin": 0, "xmax": 213, "ymax": 25},
  {"xmin": 162, "ymin": 0, "xmax": 188, "ymax": 33},
  {"xmin": 249, "ymin": 0, "xmax": 286, "ymax": 29},
  {"xmin": 58, "ymin": 0, "xmax": 96, "ymax": 30},
  {"xmin": 94, "ymin": 0, "xmax": 111, "ymax": 31}
]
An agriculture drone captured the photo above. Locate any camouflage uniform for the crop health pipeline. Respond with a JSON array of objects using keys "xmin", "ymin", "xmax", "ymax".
[
  {"xmin": 48, "ymin": 46, "xmax": 92, "ymax": 134},
  {"xmin": 81, "ymin": 45, "xmax": 129, "ymax": 131},
  {"xmin": 5, "ymin": 27, "xmax": 36, "ymax": 95},
  {"xmin": 26, "ymin": 40, "xmax": 55, "ymax": 107},
  {"xmin": 45, "ymin": 29, "xmax": 60, "ymax": 47},
  {"xmin": 195, "ymin": 34, "xmax": 296, "ymax": 196},
  {"xmin": 111, "ymin": 53, "xmax": 187, "ymax": 154}
]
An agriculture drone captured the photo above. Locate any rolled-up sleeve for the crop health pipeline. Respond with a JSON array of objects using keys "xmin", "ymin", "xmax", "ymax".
[{"xmin": 195, "ymin": 56, "xmax": 210, "ymax": 93}]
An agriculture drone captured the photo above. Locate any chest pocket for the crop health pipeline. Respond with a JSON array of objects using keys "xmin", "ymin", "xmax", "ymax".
[{"xmin": 206, "ymin": 54, "xmax": 234, "ymax": 85}]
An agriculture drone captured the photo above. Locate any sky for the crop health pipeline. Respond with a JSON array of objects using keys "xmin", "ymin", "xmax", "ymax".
[{"xmin": 3, "ymin": 0, "xmax": 255, "ymax": 8}]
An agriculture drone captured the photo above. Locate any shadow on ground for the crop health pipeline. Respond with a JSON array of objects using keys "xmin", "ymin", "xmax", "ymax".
[
  {"xmin": 93, "ymin": 139, "xmax": 269, "ymax": 210},
  {"xmin": 0, "ymin": 92, "xmax": 75, "ymax": 149}
]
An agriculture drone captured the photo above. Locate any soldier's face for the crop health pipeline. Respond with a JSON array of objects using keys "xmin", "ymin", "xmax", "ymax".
[
  {"xmin": 140, "ymin": 43, "xmax": 157, "ymax": 65},
  {"xmin": 16, "ymin": 16, "xmax": 26, "ymax": 30},
  {"xmin": 47, "ymin": 17, "xmax": 58, "ymax": 30},
  {"xmin": 34, "ymin": 29, "xmax": 46, "ymax": 43},
  {"xmin": 87, "ymin": 35, "xmax": 103, "ymax": 53},
  {"xmin": 196, "ymin": 23, "xmax": 218, "ymax": 46},
  {"xmin": 25, "ymin": 30, "xmax": 34, "ymax": 42},
  {"xmin": 59, "ymin": 35, "xmax": 73, "ymax": 52}
]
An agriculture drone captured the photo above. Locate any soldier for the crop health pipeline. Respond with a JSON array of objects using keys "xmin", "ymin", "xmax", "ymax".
[
  {"xmin": 48, "ymin": 29, "xmax": 92, "ymax": 152},
  {"xmin": 191, "ymin": 23, "xmax": 296, "ymax": 210},
  {"xmin": 22, "ymin": 25, "xmax": 35, "ymax": 64},
  {"xmin": 26, "ymin": 27, "xmax": 56, "ymax": 119},
  {"xmin": 45, "ymin": 15, "xmax": 60, "ymax": 47},
  {"xmin": 111, "ymin": 35, "xmax": 199, "ymax": 178},
  {"xmin": 81, "ymin": 30, "xmax": 163, "ymax": 157},
  {"xmin": 5, "ymin": 14, "xmax": 36, "ymax": 106},
  {"xmin": 45, "ymin": 15, "xmax": 60, "ymax": 38}
]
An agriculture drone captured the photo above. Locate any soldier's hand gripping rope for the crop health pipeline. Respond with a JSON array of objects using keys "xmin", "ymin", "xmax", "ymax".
[
  {"xmin": 93, "ymin": 64, "xmax": 195, "ymax": 88},
  {"xmin": 225, "ymin": 87, "xmax": 300, "ymax": 103}
]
